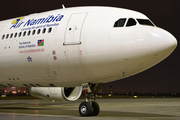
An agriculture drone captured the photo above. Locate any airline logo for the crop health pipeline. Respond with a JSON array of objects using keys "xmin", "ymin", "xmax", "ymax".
[
  {"xmin": 38, "ymin": 39, "xmax": 44, "ymax": 46},
  {"xmin": 12, "ymin": 17, "xmax": 24, "ymax": 24},
  {"xmin": 10, "ymin": 14, "xmax": 64, "ymax": 29}
]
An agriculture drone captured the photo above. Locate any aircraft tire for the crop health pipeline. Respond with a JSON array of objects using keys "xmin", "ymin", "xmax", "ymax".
[
  {"xmin": 79, "ymin": 102, "xmax": 92, "ymax": 116},
  {"xmin": 91, "ymin": 101, "xmax": 100, "ymax": 116}
]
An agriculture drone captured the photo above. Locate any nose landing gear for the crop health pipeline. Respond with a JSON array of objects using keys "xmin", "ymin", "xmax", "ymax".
[{"xmin": 79, "ymin": 83, "xmax": 103, "ymax": 116}]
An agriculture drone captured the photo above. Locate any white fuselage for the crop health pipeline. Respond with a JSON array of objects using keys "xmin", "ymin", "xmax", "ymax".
[{"xmin": 0, "ymin": 7, "xmax": 177, "ymax": 88}]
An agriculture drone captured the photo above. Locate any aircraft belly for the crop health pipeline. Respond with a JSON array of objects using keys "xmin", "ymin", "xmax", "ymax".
[
  {"xmin": 59, "ymin": 45, "xmax": 90, "ymax": 83},
  {"xmin": 0, "ymin": 40, "xmax": 30, "ymax": 86}
]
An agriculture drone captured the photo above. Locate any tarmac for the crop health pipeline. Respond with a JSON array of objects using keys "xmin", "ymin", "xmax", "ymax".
[{"xmin": 0, "ymin": 98, "xmax": 180, "ymax": 120}]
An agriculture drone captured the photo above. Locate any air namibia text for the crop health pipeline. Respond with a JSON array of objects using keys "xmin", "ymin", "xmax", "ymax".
[{"xmin": 10, "ymin": 14, "xmax": 64, "ymax": 29}]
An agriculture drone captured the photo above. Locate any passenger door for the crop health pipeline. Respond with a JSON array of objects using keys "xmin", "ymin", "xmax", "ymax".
[{"xmin": 64, "ymin": 13, "xmax": 87, "ymax": 45}]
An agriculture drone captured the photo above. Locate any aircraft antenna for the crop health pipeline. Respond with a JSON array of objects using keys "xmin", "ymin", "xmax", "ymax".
[{"xmin": 62, "ymin": 4, "xmax": 65, "ymax": 9}]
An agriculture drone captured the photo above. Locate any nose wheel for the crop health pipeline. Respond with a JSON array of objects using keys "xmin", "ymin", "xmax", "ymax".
[
  {"xmin": 79, "ymin": 101, "xmax": 100, "ymax": 116},
  {"xmin": 79, "ymin": 102, "xmax": 92, "ymax": 116},
  {"xmin": 79, "ymin": 83, "xmax": 103, "ymax": 116}
]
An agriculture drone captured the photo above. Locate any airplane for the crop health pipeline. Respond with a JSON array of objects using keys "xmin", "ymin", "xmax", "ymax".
[{"xmin": 0, "ymin": 6, "xmax": 177, "ymax": 116}]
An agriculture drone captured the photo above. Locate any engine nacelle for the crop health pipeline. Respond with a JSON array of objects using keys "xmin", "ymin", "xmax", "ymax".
[{"xmin": 28, "ymin": 86, "xmax": 82, "ymax": 102}]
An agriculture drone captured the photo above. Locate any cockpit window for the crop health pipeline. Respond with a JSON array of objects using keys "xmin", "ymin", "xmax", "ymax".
[
  {"xmin": 126, "ymin": 18, "xmax": 137, "ymax": 27},
  {"xmin": 114, "ymin": 18, "xmax": 126, "ymax": 27},
  {"xmin": 137, "ymin": 19, "xmax": 154, "ymax": 26}
]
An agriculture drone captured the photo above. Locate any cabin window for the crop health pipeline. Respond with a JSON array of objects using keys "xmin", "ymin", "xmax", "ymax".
[
  {"xmin": 18, "ymin": 32, "xmax": 22, "ymax": 37},
  {"xmin": 42, "ymin": 28, "xmax": 46, "ymax": 34},
  {"xmin": 23, "ymin": 31, "xmax": 26, "ymax": 37},
  {"xmin": 126, "ymin": 18, "xmax": 137, "ymax": 27},
  {"xmin": 48, "ymin": 27, "xmax": 52, "ymax": 33},
  {"xmin": 37, "ymin": 29, "xmax": 41, "ymax": 34},
  {"xmin": 28, "ymin": 31, "xmax": 31, "ymax": 36},
  {"xmin": 137, "ymin": 19, "xmax": 154, "ymax": 26},
  {"xmin": 6, "ymin": 34, "xmax": 9, "ymax": 39},
  {"xmin": 32, "ymin": 30, "xmax": 36, "ymax": 35},
  {"xmin": 2, "ymin": 35, "xmax": 5, "ymax": 40},
  {"xmin": 14, "ymin": 33, "xmax": 17, "ymax": 38},
  {"xmin": 10, "ymin": 33, "xmax": 13, "ymax": 38},
  {"xmin": 114, "ymin": 18, "xmax": 126, "ymax": 27}
]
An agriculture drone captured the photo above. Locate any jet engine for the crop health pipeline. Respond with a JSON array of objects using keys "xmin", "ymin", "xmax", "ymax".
[{"xmin": 28, "ymin": 86, "xmax": 82, "ymax": 102}]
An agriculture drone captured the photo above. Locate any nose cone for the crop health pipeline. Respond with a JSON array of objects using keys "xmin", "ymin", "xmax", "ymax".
[{"xmin": 151, "ymin": 28, "xmax": 177, "ymax": 60}]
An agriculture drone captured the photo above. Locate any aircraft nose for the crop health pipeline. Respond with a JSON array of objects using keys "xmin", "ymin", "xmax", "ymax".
[{"xmin": 151, "ymin": 28, "xmax": 177, "ymax": 60}]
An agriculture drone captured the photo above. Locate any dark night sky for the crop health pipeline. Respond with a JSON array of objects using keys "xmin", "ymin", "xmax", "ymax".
[{"xmin": 0, "ymin": 0, "xmax": 179, "ymax": 93}]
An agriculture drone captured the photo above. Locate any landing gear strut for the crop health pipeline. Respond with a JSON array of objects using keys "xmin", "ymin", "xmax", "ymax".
[{"xmin": 79, "ymin": 83, "xmax": 103, "ymax": 116}]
